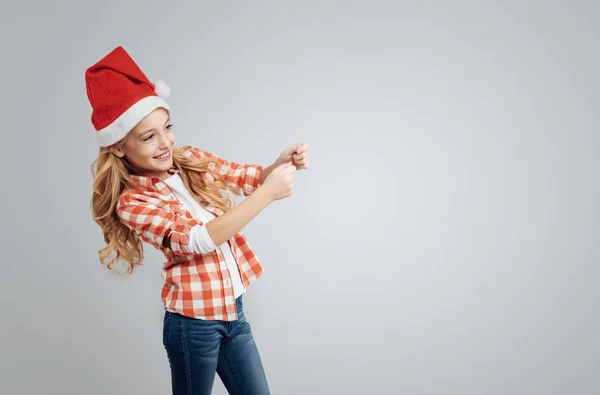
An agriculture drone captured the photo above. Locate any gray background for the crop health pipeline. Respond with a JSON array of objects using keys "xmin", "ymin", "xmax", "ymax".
[{"xmin": 1, "ymin": 1, "xmax": 599, "ymax": 394}]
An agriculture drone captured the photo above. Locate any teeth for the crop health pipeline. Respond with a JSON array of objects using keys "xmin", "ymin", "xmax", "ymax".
[{"xmin": 156, "ymin": 152, "xmax": 170, "ymax": 159}]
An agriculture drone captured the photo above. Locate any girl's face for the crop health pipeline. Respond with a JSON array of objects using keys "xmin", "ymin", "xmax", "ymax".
[{"xmin": 111, "ymin": 107, "xmax": 175, "ymax": 180}]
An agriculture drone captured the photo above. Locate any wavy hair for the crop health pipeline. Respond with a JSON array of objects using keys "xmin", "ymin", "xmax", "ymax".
[{"xmin": 90, "ymin": 146, "xmax": 239, "ymax": 276}]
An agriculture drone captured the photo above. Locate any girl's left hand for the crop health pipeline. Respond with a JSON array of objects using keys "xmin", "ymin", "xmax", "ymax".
[{"xmin": 276, "ymin": 142, "xmax": 309, "ymax": 170}]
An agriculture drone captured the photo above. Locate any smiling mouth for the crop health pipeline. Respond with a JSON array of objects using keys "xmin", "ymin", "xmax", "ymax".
[{"xmin": 154, "ymin": 151, "xmax": 171, "ymax": 160}]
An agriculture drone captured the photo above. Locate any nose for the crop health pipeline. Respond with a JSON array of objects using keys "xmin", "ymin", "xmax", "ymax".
[{"xmin": 157, "ymin": 130, "xmax": 172, "ymax": 149}]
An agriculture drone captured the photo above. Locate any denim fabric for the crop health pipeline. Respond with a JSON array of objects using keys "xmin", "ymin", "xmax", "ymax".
[{"xmin": 162, "ymin": 295, "xmax": 270, "ymax": 395}]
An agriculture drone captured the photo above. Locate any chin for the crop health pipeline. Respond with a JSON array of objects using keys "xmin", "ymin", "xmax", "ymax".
[{"xmin": 153, "ymin": 160, "xmax": 173, "ymax": 171}]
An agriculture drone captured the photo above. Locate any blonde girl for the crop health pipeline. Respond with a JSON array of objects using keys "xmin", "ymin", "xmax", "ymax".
[{"xmin": 86, "ymin": 46, "xmax": 309, "ymax": 395}]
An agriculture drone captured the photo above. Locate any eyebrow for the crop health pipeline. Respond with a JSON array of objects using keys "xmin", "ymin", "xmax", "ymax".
[{"xmin": 138, "ymin": 117, "xmax": 171, "ymax": 137}]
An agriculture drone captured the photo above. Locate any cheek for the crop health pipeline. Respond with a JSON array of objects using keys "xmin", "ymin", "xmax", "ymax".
[{"xmin": 128, "ymin": 145, "xmax": 156, "ymax": 166}]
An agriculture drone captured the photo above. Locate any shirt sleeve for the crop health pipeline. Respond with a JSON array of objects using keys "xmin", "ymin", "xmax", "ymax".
[
  {"xmin": 116, "ymin": 192, "xmax": 202, "ymax": 256},
  {"xmin": 180, "ymin": 145, "xmax": 263, "ymax": 197}
]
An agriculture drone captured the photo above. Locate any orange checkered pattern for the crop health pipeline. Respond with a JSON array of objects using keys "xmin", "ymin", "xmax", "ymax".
[{"xmin": 116, "ymin": 145, "xmax": 264, "ymax": 321}]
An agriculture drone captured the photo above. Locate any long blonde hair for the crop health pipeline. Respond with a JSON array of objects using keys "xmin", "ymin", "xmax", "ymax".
[{"xmin": 90, "ymin": 146, "xmax": 239, "ymax": 276}]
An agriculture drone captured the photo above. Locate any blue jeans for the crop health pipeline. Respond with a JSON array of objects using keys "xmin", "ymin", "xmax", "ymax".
[{"xmin": 162, "ymin": 295, "xmax": 270, "ymax": 395}]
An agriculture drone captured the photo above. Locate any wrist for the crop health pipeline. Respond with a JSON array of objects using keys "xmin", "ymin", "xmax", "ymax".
[
  {"xmin": 260, "ymin": 160, "xmax": 281, "ymax": 185},
  {"xmin": 254, "ymin": 184, "xmax": 275, "ymax": 204}
]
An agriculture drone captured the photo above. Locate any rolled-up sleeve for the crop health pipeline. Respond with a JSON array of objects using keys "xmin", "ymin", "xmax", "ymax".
[
  {"xmin": 188, "ymin": 223, "xmax": 218, "ymax": 254},
  {"xmin": 116, "ymin": 193, "xmax": 201, "ymax": 256},
  {"xmin": 181, "ymin": 145, "xmax": 263, "ymax": 197}
]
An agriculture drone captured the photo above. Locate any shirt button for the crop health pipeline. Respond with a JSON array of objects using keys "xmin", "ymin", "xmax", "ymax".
[{"xmin": 224, "ymin": 279, "xmax": 231, "ymax": 287}]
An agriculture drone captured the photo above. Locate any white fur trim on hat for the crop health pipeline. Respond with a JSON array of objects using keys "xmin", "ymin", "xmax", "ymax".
[{"xmin": 96, "ymin": 95, "xmax": 171, "ymax": 147}]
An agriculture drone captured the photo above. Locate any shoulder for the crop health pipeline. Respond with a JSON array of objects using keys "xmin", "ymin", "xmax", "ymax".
[
  {"xmin": 179, "ymin": 145, "xmax": 220, "ymax": 161},
  {"xmin": 115, "ymin": 189, "xmax": 172, "ymax": 228},
  {"xmin": 179, "ymin": 145, "xmax": 206, "ymax": 159},
  {"xmin": 116, "ymin": 188, "xmax": 165, "ymax": 212}
]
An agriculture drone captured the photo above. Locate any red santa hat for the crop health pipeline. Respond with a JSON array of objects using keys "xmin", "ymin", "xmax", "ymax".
[{"xmin": 85, "ymin": 46, "xmax": 171, "ymax": 147}]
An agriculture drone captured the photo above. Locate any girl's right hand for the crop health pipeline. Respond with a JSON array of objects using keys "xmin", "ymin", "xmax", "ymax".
[{"xmin": 262, "ymin": 162, "xmax": 296, "ymax": 202}]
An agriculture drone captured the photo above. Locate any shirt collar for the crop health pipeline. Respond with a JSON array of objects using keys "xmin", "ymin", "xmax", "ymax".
[{"xmin": 128, "ymin": 166, "xmax": 180, "ymax": 191}]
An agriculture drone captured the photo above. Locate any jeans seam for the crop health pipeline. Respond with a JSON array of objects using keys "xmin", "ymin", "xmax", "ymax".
[
  {"xmin": 180, "ymin": 317, "xmax": 192, "ymax": 395},
  {"xmin": 219, "ymin": 348, "xmax": 243, "ymax": 395},
  {"xmin": 164, "ymin": 312, "xmax": 172, "ymax": 344}
]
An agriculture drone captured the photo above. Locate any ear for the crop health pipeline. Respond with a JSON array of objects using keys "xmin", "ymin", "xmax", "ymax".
[{"xmin": 109, "ymin": 144, "xmax": 125, "ymax": 158}]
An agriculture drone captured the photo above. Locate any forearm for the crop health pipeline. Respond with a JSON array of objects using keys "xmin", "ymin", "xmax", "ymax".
[
  {"xmin": 205, "ymin": 186, "xmax": 273, "ymax": 246},
  {"xmin": 259, "ymin": 161, "xmax": 281, "ymax": 185}
]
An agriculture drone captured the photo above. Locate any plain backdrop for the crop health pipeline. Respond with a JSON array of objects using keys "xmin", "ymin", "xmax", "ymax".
[{"xmin": 1, "ymin": 1, "xmax": 599, "ymax": 394}]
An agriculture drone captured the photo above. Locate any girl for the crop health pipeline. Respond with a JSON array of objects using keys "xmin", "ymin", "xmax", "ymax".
[{"xmin": 86, "ymin": 46, "xmax": 308, "ymax": 395}]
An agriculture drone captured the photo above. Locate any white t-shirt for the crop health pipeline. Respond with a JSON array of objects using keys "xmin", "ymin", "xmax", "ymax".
[{"xmin": 163, "ymin": 173, "xmax": 245, "ymax": 298}]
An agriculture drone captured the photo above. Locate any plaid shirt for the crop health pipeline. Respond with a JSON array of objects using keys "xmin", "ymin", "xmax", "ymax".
[{"xmin": 116, "ymin": 145, "xmax": 264, "ymax": 321}]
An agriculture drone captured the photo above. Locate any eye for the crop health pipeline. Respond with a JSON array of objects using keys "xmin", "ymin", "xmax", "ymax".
[
  {"xmin": 143, "ymin": 134, "xmax": 154, "ymax": 141},
  {"xmin": 166, "ymin": 124, "xmax": 173, "ymax": 129}
]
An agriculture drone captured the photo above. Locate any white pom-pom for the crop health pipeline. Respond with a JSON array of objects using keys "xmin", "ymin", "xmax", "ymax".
[{"xmin": 154, "ymin": 80, "xmax": 170, "ymax": 99}]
